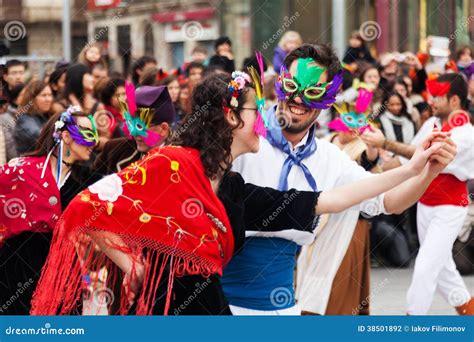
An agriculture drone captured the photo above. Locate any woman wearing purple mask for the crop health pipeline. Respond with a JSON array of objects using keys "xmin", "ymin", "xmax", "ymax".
[{"xmin": 0, "ymin": 107, "xmax": 100, "ymax": 314}]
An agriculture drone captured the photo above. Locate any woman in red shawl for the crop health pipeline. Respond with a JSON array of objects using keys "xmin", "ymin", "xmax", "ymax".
[
  {"xmin": 31, "ymin": 71, "xmax": 445, "ymax": 316},
  {"xmin": 0, "ymin": 107, "xmax": 99, "ymax": 314}
]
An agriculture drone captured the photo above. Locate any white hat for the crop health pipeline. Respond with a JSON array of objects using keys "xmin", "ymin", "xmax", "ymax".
[{"xmin": 429, "ymin": 36, "xmax": 450, "ymax": 57}]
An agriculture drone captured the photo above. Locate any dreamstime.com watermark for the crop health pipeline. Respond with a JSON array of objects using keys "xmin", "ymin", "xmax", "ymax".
[
  {"xmin": 262, "ymin": 191, "xmax": 300, "ymax": 227},
  {"xmin": 352, "ymin": 277, "xmax": 390, "ymax": 315},
  {"xmin": 84, "ymin": 12, "xmax": 123, "ymax": 50},
  {"xmin": 449, "ymin": 15, "xmax": 474, "ymax": 42},
  {"xmin": 172, "ymin": 101, "xmax": 212, "ymax": 139},
  {"xmin": 173, "ymin": 278, "xmax": 212, "ymax": 315},
  {"xmin": 0, "ymin": 278, "xmax": 34, "ymax": 313},
  {"xmin": 262, "ymin": 12, "xmax": 300, "ymax": 50},
  {"xmin": 4, "ymin": 323, "xmax": 85, "ymax": 336}
]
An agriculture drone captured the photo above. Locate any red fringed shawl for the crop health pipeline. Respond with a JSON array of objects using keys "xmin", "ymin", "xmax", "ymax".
[
  {"xmin": 0, "ymin": 156, "xmax": 61, "ymax": 245},
  {"xmin": 31, "ymin": 146, "xmax": 233, "ymax": 315}
]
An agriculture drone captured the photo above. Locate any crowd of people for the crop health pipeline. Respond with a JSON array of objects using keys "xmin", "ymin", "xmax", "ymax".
[{"xmin": 0, "ymin": 30, "xmax": 473, "ymax": 317}]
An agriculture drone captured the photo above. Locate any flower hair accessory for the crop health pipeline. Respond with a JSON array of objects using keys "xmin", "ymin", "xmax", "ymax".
[
  {"xmin": 53, "ymin": 106, "xmax": 98, "ymax": 147},
  {"xmin": 228, "ymin": 71, "xmax": 251, "ymax": 107}
]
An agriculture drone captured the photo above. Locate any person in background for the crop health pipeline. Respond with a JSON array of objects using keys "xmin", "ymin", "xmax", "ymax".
[
  {"xmin": 158, "ymin": 75, "xmax": 184, "ymax": 126},
  {"xmin": 138, "ymin": 67, "xmax": 160, "ymax": 86},
  {"xmin": 342, "ymin": 31, "xmax": 375, "ymax": 66},
  {"xmin": 455, "ymin": 46, "xmax": 474, "ymax": 81},
  {"xmin": 394, "ymin": 77, "xmax": 421, "ymax": 129},
  {"xmin": 78, "ymin": 43, "xmax": 106, "ymax": 70},
  {"xmin": 0, "ymin": 96, "xmax": 7, "ymax": 164},
  {"xmin": 186, "ymin": 62, "xmax": 205, "ymax": 88},
  {"xmin": 178, "ymin": 80, "xmax": 192, "ymax": 116},
  {"xmin": 91, "ymin": 63, "xmax": 109, "ymax": 86},
  {"xmin": 95, "ymin": 77, "xmax": 126, "ymax": 138},
  {"xmin": 52, "ymin": 64, "xmax": 104, "ymax": 116},
  {"xmin": 131, "ymin": 56, "xmax": 157, "ymax": 87},
  {"xmin": 0, "ymin": 84, "xmax": 25, "ymax": 161},
  {"xmin": 402, "ymin": 74, "xmax": 425, "ymax": 107},
  {"xmin": 48, "ymin": 66, "xmax": 67, "ymax": 101},
  {"xmin": 181, "ymin": 45, "xmax": 208, "ymax": 72},
  {"xmin": 2, "ymin": 60, "xmax": 26, "ymax": 102},
  {"xmin": 208, "ymin": 36, "xmax": 235, "ymax": 74},
  {"xmin": 272, "ymin": 31, "xmax": 303, "ymax": 73},
  {"xmin": 92, "ymin": 85, "xmax": 175, "ymax": 175},
  {"xmin": 376, "ymin": 92, "xmax": 416, "ymax": 146},
  {"xmin": 190, "ymin": 45, "xmax": 208, "ymax": 64},
  {"xmin": 378, "ymin": 53, "xmax": 399, "ymax": 97},
  {"xmin": 14, "ymin": 80, "xmax": 54, "ymax": 155}
]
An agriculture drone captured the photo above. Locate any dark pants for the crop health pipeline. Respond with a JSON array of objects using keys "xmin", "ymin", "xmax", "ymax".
[{"xmin": 0, "ymin": 232, "xmax": 52, "ymax": 315}]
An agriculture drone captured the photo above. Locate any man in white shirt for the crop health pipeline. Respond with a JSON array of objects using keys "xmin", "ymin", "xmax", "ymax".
[
  {"xmin": 362, "ymin": 73, "xmax": 474, "ymax": 315},
  {"xmin": 220, "ymin": 43, "xmax": 458, "ymax": 315}
]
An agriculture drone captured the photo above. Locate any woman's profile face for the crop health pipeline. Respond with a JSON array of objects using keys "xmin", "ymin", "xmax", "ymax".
[
  {"xmin": 231, "ymin": 89, "xmax": 260, "ymax": 154},
  {"xmin": 65, "ymin": 115, "xmax": 95, "ymax": 162}
]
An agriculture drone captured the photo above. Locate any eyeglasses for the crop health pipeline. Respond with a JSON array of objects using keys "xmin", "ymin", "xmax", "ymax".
[{"xmin": 235, "ymin": 107, "xmax": 258, "ymax": 111}]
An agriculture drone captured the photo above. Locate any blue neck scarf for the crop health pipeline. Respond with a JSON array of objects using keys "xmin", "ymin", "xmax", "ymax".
[{"xmin": 265, "ymin": 105, "xmax": 318, "ymax": 191}]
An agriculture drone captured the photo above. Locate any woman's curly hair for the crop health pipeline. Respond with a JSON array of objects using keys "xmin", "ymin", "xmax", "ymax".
[{"xmin": 171, "ymin": 72, "xmax": 254, "ymax": 179}]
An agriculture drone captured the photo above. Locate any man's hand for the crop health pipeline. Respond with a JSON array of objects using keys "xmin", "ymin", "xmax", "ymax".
[
  {"xmin": 408, "ymin": 131, "xmax": 453, "ymax": 175},
  {"xmin": 425, "ymin": 136, "xmax": 457, "ymax": 176},
  {"xmin": 361, "ymin": 128, "xmax": 386, "ymax": 148}
]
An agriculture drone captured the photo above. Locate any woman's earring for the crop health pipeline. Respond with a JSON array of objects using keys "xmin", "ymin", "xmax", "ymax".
[{"xmin": 66, "ymin": 147, "xmax": 71, "ymax": 157}]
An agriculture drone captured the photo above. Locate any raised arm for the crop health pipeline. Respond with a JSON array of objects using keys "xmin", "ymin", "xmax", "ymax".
[
  {"xmin": 316, "ymin": 132, "xmax": 451, "ymax": 215},
  {"xmin": 361, "ymin": 127, "xmax": 416, "ymax": 159}
]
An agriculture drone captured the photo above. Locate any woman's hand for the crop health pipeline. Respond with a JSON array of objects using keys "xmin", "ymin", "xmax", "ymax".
[
  {"xmin": 361, "ymin": 128, "xmax": 386, "ymax": 148},
  {"xmin": 123, "ymin": 259, "xmax": 144, "ymax": 304},
  {"xmin": 406, "ymin": 131, "xmax": 450, "ymax": 175}
]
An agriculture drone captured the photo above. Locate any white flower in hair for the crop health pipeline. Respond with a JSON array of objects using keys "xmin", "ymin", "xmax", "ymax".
[{"xmin": 54, "ymin": 120, "xmax": 65, "ymax": 130}]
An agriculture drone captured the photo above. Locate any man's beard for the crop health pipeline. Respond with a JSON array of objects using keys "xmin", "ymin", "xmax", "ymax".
[{"xmin": 277, "ymin": 103, "xmax": 319, "ymax": 134}]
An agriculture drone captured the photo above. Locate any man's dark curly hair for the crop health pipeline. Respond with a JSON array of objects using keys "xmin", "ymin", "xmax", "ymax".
[
  {"xmin": 172, "ymin": 72, "xmax": 255, "ymax": 179},
  {"xmin": 284, "ymin": 43, "xmax": 342, "ymax": 81}
]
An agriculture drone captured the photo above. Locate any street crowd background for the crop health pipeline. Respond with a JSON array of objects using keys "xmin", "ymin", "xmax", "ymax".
[{"xmin": 0, "ymin": 0, "xmax": 473, "ymax": 315}]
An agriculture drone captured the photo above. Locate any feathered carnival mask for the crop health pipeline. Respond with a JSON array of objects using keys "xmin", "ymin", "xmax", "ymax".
[
  {"xmin": 328, "ymin": 79, "xmax": 375, "ymax": 133},
  {"xmin": 52, "ymin": 106, "xmax": 98, "ymax": 146},
  {"xmin": 275, "ymin": 57, "xmax": 343, "ymax": 109},
  {"xmin": 118, "ymin": 82, "xmax": 162, "ymax": 147},
  {"xmin": 45, "ymin": 106, "xmax": 98, "ymax": 186},
  {"xmin": 225, "ymin": 52, "xmax": 269, "ymax": 137}
]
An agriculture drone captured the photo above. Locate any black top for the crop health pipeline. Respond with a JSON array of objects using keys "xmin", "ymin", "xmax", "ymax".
[
  {"xmin": 61, "ymin": 164, "xmax": 104, "ymax": 209},
  {"xmin": 13, "ymin": 114, "xmax": 48, "ymax": 155},
  {"xmin": 140, "ymin": 172, "xmax": 320, "ymax": 315},
  {"xmin": 208, "ymin": 55, "xmax": 235, "ymax": 74},
  {"xmin": 93, "ymin": 137, "xmax": 143, "ymax": 175}
]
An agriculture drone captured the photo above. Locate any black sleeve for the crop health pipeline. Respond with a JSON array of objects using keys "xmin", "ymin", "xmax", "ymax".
[
  {"xmin": 242, "ymin": 182, "xmax": 320, "ymax": 233},
  {"xmin": 360, "ymin": 150, "xmax": 379, "ymax": 171},
  {"xmin": 412, "ymin": 68, "xmax": 427, "ymax": 94},
  {"xmin": 14, "ymin": 116, "xmax": 42, "ymax": 155}
]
